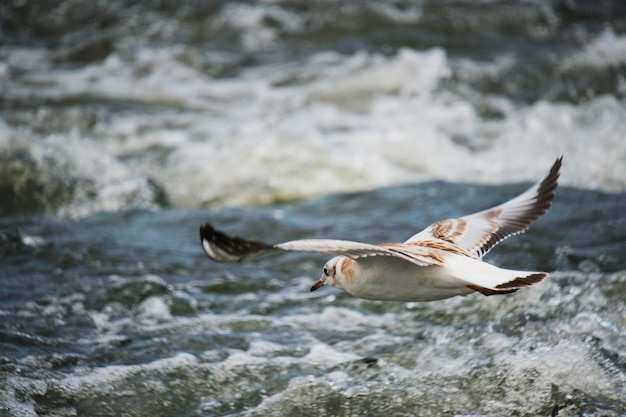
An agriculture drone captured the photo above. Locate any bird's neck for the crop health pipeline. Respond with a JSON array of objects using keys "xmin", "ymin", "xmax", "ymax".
[{"xmin": 335, "ymin": 257, "xmax": 357, "ymax": 290}]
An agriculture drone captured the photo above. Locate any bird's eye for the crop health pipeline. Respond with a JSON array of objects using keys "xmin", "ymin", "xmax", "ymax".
[{"xmin": 323, "ymin": 267, "xmax": 328, "ymax": 275}]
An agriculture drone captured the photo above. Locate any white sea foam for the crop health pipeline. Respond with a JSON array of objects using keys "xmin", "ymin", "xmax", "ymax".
[
  {"xmin": 303, "ymin": 343, "xmax": 362, "ymax": 366},
  {"xmin": 3, "ymin": 45, "xmax": 625, "ymax": 216},
  {"xmin": 50, "ymin": 352, "xmax": 198, "ymax": 395},
  {"xmin": 213, "ymin": 3, "xmax": 304, "ymax": 51},
  {"xmin": 560, "ymin": 29, "xmax": 626, "ymax": 73},
  {"xmin": 4, "ymin": 131, "xmax": 161, "ymax": 217},
  {"xmin": 135, "ymin": 296, "xmax": 172, "ymax": 322},
  {"xmin": 104, "ymin": 47, "xmax": 626, "ymax": 207},
  {"xmin": 489, "ymin": 339, "xmax": 626, "ymax": 408},
  {"xmin": 287, "ymin": 306, "xmax": 393, "ymax": 332}
]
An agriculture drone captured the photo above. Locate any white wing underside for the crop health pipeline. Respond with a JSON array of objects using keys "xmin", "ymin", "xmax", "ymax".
[
  {"xmin": 276, "ymin": 239, "xmax": 448, "ymax": 266},
  {"xmin": 199, "ymin": 230, "xmax": 443, "ymax": 267}
]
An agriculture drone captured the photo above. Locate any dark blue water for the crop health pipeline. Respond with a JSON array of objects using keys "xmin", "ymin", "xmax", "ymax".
[
  {"xmin": 1, "ymin": 0, "xmax": 626, "ymax": 415},
  {"xmin": 1, "ymin": 184, "xmax": 625, "ymax": 416}
]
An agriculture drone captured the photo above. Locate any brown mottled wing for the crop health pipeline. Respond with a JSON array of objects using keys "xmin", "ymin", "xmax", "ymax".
[
  {"xmin": 406, "ymin": 157, "xmax": 562, "ymax": 258},
  {"xmin": 200, "ymin": 223, "xmax": 442, "ymax": 266}
]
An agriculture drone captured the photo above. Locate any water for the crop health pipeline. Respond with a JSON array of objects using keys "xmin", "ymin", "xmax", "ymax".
[{"xmin": 1, "ymin": 1, "xmax": 626, "ymax": 416}]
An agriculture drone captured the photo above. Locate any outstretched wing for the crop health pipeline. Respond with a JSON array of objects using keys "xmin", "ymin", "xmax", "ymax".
[
  {"xmin": 199, "ymin": 223, "xmax": 442, "ymax": 266},
  {"xmin": 406, "ymin": 156, "xmax": 562, "ymax": 258}
]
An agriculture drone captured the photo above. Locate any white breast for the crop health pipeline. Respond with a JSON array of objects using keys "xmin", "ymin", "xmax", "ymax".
[{"xmin": 344, "ymin": 256, "xmax": 474, "ymax": 302}]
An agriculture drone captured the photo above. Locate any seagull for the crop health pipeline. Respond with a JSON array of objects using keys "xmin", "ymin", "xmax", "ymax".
[{"xmin": 199, "ymin": 157, "xmax": 562, "ymax": 302}]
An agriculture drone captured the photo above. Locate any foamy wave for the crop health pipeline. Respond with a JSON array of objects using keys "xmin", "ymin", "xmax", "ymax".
[
  {"xmin": 2, "ymin": 45, "xmax": 625, "ymax": 216},
  {"xmin": 0, "ymin": 131, "xmax": 165, "ymax": 217},
  {"xmin": 560, "ymin": 29, "xmax": 626, "ymax": 72},
  {"xmin": 158, "ymin": 47, "xmax": 624, "ymax": 208}
]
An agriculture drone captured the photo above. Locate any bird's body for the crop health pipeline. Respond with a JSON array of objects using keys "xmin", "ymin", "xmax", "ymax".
[
  {"xmin": 200, "ymin": 157, "xmax": 562, "ymax": 302},
  {"xmin": 331, "ymin": 254, "xmax": 543, "ymax": 302},
  {"xmin": 329, "ymin": 255, "xmax": 476, "ymax": 302}
]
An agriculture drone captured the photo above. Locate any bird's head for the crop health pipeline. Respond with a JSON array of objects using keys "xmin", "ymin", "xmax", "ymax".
[{"xmin": 310, "ymin": 256, "xmax": 346, "ymax": 292}]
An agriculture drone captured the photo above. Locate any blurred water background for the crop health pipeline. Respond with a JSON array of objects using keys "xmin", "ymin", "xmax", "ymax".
[{"xmin": 1, "ymin": 0, "xmax": 625, "ymax": 416}]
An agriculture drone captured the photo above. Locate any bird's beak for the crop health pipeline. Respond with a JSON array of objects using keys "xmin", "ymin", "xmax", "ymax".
[{"xmin": 310, "ymin": 277, "xmax": 325, "ymax": 292}]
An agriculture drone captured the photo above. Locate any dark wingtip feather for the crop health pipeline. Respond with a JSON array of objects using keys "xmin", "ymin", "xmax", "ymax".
[
  {"xmin": 468, "ymin": 285, "xmax": 518, "ymax": 296},
  {"xmin": 199, "ymin": 223, "xmax": 275, "ymax": 262},
  {"xmin": 495, "ymin": 272, "xmax": 548, "ymax": 290},
  {"xmin": 473, "ymin": 156, "xmax": 563, "ymax": 258},
  {"xmin": 534, "ymin": 155, "xmax": 563, "ymax": 213},
  {"xmin": 519, "ymin": 155, "xmax": 562, "ymax": 223}
]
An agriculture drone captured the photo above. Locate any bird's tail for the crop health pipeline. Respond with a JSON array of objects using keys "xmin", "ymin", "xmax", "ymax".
[
  {"xmin": 448, "ymin": 254, "xmax": 548, "ymax": 296},
  {"xmin": 467, "ymin": 271, "xmax": 547, "ymax": 296}
]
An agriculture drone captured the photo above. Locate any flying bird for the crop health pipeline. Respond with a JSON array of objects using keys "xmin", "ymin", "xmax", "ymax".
[{"xmin": 200, "ymin": 157, "xmax": 562, "ymax": 302}]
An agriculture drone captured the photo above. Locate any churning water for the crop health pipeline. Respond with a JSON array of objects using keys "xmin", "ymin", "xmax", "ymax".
[{"xmin": 1, "ymin": 1, "xmax": 625, "ymax": 416}]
